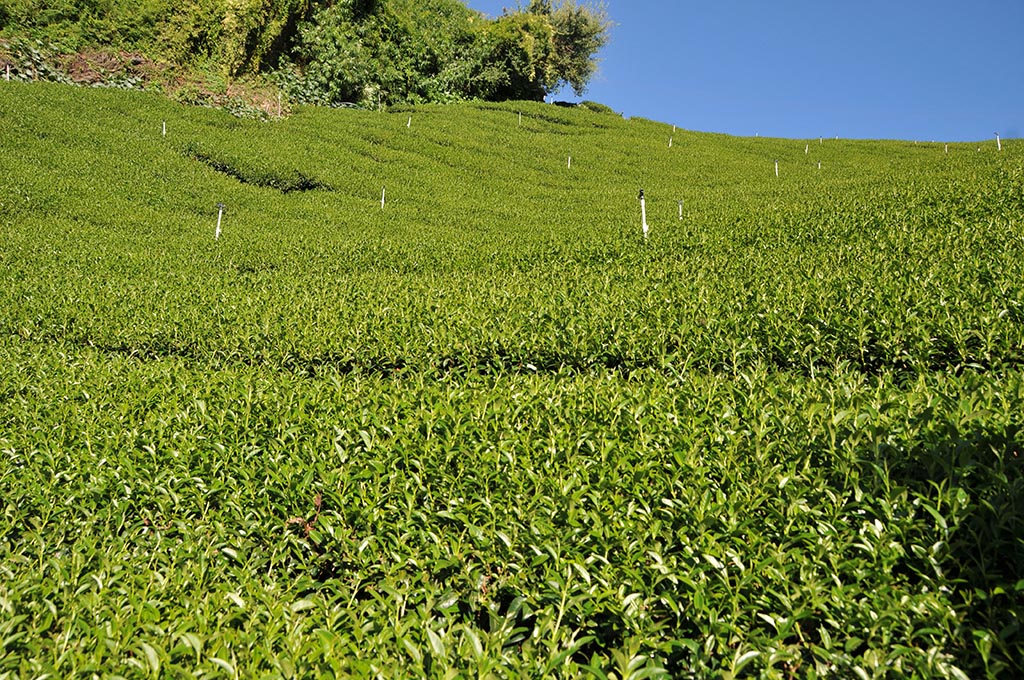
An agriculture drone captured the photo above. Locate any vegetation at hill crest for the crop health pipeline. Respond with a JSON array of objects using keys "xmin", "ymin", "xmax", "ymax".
[{"xmin": 0, "ymin": 0, "xmax": 610, "ymax": 111}]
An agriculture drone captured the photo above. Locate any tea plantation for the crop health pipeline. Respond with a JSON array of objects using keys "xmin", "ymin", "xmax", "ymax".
[{"xmin": 1, "ymin": 83, "xmax": 1022, "ymax": 678}]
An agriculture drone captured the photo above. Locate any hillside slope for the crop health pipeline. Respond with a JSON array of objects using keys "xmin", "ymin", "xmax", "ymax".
[{"xmin": 1, "ymin": 83, "xmax": 1023, "ymax": 678}]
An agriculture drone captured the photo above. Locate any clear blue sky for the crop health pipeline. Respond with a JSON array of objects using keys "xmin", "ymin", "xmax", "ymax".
[{"xmin": 464, "ymin": 0, "xmax": 1023, "ymax": 142}]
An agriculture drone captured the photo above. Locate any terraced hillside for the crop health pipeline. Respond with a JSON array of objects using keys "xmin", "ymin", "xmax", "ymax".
[{"xmin": 1, "ymin": 83, "xmax": 1022, "ymax": 678}]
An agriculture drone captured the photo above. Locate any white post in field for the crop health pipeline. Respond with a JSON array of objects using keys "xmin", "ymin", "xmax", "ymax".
[
  {"xmin": 162, "ymin": 121, "xmax": 166, "ymax": 137},
  {"xmin": 215, "ymin": 203, "xmax": 224, "ymax": 240},
  {"xmin": 668, "ymin": 136, "xmax": 673, "ymax": 148},
  {"xmin": 819, "ymin": 137, "xmax": 823, "ymax": 145},
  {"xmin": 407, "ymin": 116, "xmax": 412, "ymax": 128},
  {"xmin": 945, "ymin": 144, "xmax": 948, "ymax": 154},
  {"xmin": 996, "ymin": 133, "xmax": 1001, "ymax": 151},
  {"xmin": 381, "ymin": 186, "xmax": 386, "ymax": 209},
  {"xmin": 774, "ymin": 159, "xmax": 779, "ymax": 177},
  {"xmin": 677, "ymin": 199, "xmax": 684, "ymax": 220},
  {"xmin": 568, "ymin": 155, "xmax": 572, "ymax": 169},
  {"xmin": 5, "ymin": 64, "xmax": 10, "ymax": 81},
  {"xmin": 817, "ymin": 160, "xmax": 822, "ymax": 170},
  {"xmin": 518, "ymin": 111, "xmax": 522, "ymax": 126},
  {"xmin": 805, "ymin": 143, "xmax": 809, "ymax": 154},
  {"xmin": 639, "ymin": 189, "xmax": 649, "ymax": 239}
]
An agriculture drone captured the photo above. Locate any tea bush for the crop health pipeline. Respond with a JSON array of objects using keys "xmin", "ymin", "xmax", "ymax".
[{"xmin": 1, "ymin": 82, "xmax": 1022, "ymax": 678}]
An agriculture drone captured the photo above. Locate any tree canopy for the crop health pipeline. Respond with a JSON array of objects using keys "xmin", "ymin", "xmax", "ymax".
[{"xmin": 0, "ymin": 0, "xmax": 610, "ymax": 108}]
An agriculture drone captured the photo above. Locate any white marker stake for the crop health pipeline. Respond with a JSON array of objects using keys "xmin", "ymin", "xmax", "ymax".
[
  {"xmin": 817, "ymin": 160, "xmax": 822, "ymax": 170},
  {"xmin": 162, "ymin": 121, "xmax": 166, "ymax": 137},
  {"xmin": 5, "ymin": 64, "xmax": 9, "ymax": 81},
  {"xmin": 215, "ymin": 203, "xmax": 224, "ymax": 240},
  {"xmin": 381, "ymin": 186, "xmax": 386, "ymax": 209},
  {"xmin": 668, "ymin": 136, "xmax": 673, "ymax": 148},
  {"xmin": 407, "ymin": 116, "xmax": 412, "ymax": 128},
  {"xmin": 945, "ymin": 144, "xmax": 948, "ymax": 154},
  {"xmin": 639, "ymin": 190, "xmax": 649, "ymax": 239},
  {"xmin": 677, "ymin": 199, "xmax": 684, "ymax": 220},
  {"xmin": 568, "ymin": 155, "xmax": 572, "ymax": 169},
  {"xmin": 996, "ymin": 133, "xmax": 1001, "ymax": 151},
  {"xmin": 774, "ymin": 159, "xmax": 779, "ymax": 177},
  {"xmin": 819, "ymin": 137, "xmax": 823, "ymax": 145},
  {"xmin": 805, "ymin": 143, "xmax": 809, "ymax": 154},
  {"xmin": 518, "ymin": 111, "xmax": 522, "ymax": 126}
]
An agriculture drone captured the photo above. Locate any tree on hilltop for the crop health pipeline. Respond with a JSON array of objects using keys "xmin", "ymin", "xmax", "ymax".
[
  {"xmin": 475, "ymin": 0, "xmax": 608, "ymax": 100},
  {"xmin": 548, "ymin": 0, "xmax": 608, "ymax": 95}
]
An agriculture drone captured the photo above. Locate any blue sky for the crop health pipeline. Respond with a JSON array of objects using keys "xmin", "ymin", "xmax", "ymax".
[{"xmin": 464, "ymin": 1, "xmax": 1023, "ymax": 141}]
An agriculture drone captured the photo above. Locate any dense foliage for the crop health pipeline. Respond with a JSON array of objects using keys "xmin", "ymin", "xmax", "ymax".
[
  {"xmin": 0, "ymin": 0, "xmax": 610, "ymax": 107},
  {"xmin": 0, "ymin": 0, "xmax": 314, "ymax": 73},
  {"xmin": 1, "ymin": 83, "xmax": 1022, "ymax": 678}
]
